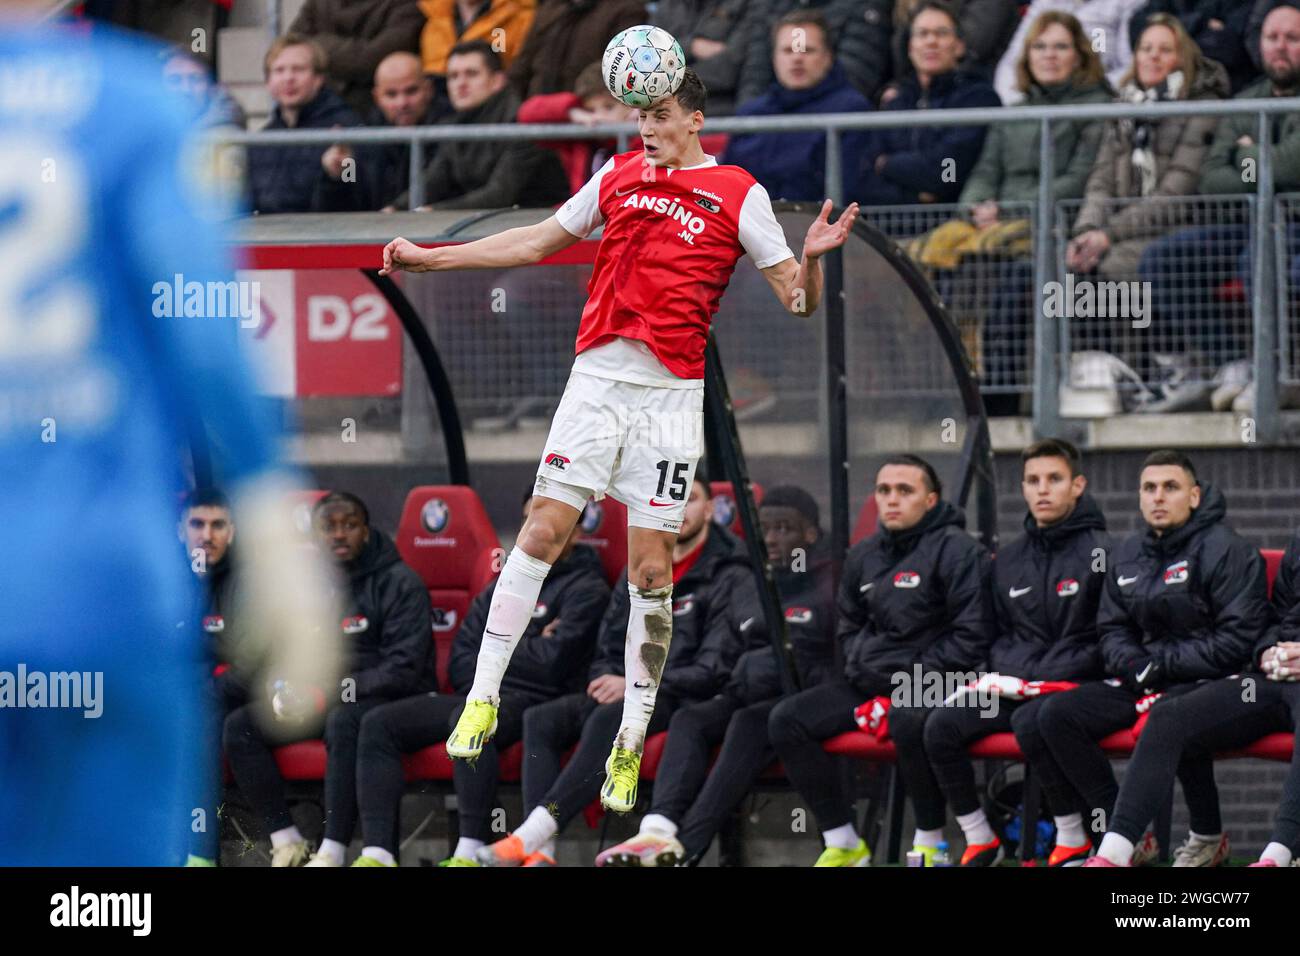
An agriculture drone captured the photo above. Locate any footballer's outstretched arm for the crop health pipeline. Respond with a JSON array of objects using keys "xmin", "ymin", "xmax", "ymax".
[
  {"xmin": 380, "ymin": 216, "xmax": 582, "ymax": 274},
  {"xmin": 762, "ymin": 199, "xmax": 859, "ymax": 316}
]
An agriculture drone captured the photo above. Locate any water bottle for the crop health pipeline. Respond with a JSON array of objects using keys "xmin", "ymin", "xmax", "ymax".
[{"xmin": 933, "ymin": 840, "xmax": 952, "ymax": 867}]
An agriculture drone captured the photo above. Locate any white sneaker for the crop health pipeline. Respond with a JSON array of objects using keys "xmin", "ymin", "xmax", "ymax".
[
  {"xmin": 270, "ymin": 840, "xmax": 311, "ymax": 867},
  {"xmin": 1172, "ymin": 833, "xmax": 1230, "ymax": 867}
]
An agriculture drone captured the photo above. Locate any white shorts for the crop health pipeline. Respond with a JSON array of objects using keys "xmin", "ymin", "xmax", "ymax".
[{"xmin": 533, "ymin": 370, "xmax": 704, "ymax": 533}]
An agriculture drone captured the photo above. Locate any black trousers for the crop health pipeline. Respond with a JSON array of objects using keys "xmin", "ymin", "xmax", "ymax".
[
  {"xmin": 1110, "ymin": 675, "xmax": 1300, "ymax": 848},
  {"xmin": 649, "ymin": 694, "xmax": 779, "ymax": 859},
  {"xmin": 1035, "ymin": 680, "xmax": 1211, "ymax": 836},
  {"xmin": 521, "ymin": 692, "xmax": 679, "ymax": 829},
  {"xmin": 353, "ymin": 690, "xmax": 541, "ymax": 852},
  {"xmin": 223, "ymin": 698, "xmax": 382, "ymax": 842},
  {"xmin": 923, "ymin": 694, "xmax": 1083, "ymax": 819},
  {"xmin": 769, "ymin": 680, "xmax": 949, "ymax": 832}
]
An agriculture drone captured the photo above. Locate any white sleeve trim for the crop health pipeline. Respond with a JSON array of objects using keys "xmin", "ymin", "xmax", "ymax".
[
  {"xmin": 738, "ymin": 183, "xmax": 795, "ymax": 269},
  {"xmin": 554, "ymin": 157, "xmax": 615, "ymax": 238}
]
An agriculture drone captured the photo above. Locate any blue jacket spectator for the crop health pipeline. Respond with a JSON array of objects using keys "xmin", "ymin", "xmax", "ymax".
[
  {"xmin": 723, "ymin": 12, "xmax": 873, "ymax": 201},
  {"xmin": 857, "ymin": 2, "xmax": 1001, "ymax": 204},
  {"xmin": 247, "ymin": 35, "xmax": 362, "ymax": 214}
]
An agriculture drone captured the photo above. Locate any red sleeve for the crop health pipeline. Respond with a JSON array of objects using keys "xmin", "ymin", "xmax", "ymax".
[{"xmin": 518, "ymin": 92, "xmax": 582, "ymax": 125}]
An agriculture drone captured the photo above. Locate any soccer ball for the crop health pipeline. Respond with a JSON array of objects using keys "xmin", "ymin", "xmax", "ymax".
[{"xmin": 602, "ymin": 25, "xmax": 686, "ymax": 109}]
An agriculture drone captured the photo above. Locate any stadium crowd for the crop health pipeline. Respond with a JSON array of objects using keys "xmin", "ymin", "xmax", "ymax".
[
  {"xmin": 185, "ymin": 441, "xmax": 1300, "ymax": 868},
  {"xmin": 91, "ymin": 0, "xmax": 1300, "ymax": 417}
]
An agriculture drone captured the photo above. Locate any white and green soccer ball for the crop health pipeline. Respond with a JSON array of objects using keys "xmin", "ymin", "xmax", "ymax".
[{"xmin": 602, "ymin": 25, "xmax": 686, "ymax": 109}]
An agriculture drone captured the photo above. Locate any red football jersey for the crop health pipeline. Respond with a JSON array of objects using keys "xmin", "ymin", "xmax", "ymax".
[{"xmin": 567, "ymin": 151, "xmax": 769, "ymax": 380}]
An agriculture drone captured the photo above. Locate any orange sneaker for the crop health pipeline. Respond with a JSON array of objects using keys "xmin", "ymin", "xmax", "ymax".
[
  {"xmin": 475, "ymin": 834, "xmax": 528, "ymax": 867},
  {"xmin": 522, "ymin": 851, "xmax": 556, "ymax": 867},
  {"xmin": 961, "ymin": 836, "xmax": 1004, "ymax": 867},
  {"xmin": 1048, "ymin": 842, "xmax": 1091, "ymax": 867}
]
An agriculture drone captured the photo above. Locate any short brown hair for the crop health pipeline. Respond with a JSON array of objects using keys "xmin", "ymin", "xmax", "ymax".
[
  {"xmin": 1022, "ymin": 437, "xmax": 1082, "ymax": 477},
  {"xmin": 907, "ymin": 0, "xmax": 962, "ymax": 39},
  {"xmin": 263, "ymin": 34, "xmax": 327, "ymax": 79},
  {"xmin": 772, "ymin": 9, "xmax": 832, "ymax": 50},
  {"xmin": 1015, "ymin": 10, "xmax": 1106, "ymax": 93},
  {"xmin": 448, "ymin": 39, "xmax": 503, "ymax": 73},
  {"xmin": 1121, "ymin": 12, "xmax": 1200, "ymax": 91},
  {"xmin": 1142, "ymin": 448, "xmax": 1197, "ymax": 483},
  {"xmin": 672, "ymin": 67, "xmax": 707, "ymax": 115},
  {"xmin": 574, "ymin": 60, "xmax": 607, "ymax": 102}
]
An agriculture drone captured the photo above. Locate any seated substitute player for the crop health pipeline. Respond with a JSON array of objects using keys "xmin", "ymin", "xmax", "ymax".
[
  {"xmin": 179, "ymin": 487, "xmax": 242, "ymax": 867},
  {"xmin": 223, "ymin": 492, "xmax": 434, "ymax": 867},
  {"xmin": 597, "ymin": 485, "xmax": 836, "ymax": 867},
  {"xmin": 351, "ymin": 489, "xmax": 610, "ymax": 868},
  {"xmin": 922, "ymin": 439, "xmax": 1111, "ymax": 867},
  {"xmin": 1086, "ymin": 527, "xmax": 1299, "ymax": 868},
  {"xmin": 1029, "ymin": 450, "xmax": 1269, "ymax": 868},
  {"xmin": 478, "ymin": 476, "xmax": 757, "ymax": 866},
  {"xmin": 380, "ymin": 67, "xmax": 860, "ymax": 811},
  {"xmin": 769, "ymin": 455, "xmax": 993, "ymax": 867}
]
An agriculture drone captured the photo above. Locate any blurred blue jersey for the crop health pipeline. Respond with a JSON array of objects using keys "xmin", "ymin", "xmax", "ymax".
[{"xmin": 0, "ymin": 22, "xmax": 281, "ymax": 865}]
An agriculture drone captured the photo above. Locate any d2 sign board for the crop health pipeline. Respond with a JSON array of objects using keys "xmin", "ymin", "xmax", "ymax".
[{"xmin": 237, "ymin": 269, "xmax": 402, "ymax": 397}]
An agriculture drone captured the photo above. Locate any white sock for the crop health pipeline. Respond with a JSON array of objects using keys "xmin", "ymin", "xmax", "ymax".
[
  {"xmin": 822, "ymin": 822, "xmax": 859, "ymax": 850},
  {"xmin": 314, "ymin": 838, "xmax": 346, "ymax": 866},
  {"xmin": 269, "ymin": 825, "xmax": 304, "ymax": 849},
  {"xmin": 641, "ymin": 813, "xmax": 678, "ymax": 838},
  {"xmin": 454, "ymin": 837, "xmax": 484, "ymax": 860},
  {"xmin": 913, "ymin": 827, "xmax": 944, "ymax": 849},
  {"xmin": 1189, "ymin": 830, "xmax": 1222, "ymax": 845},
  {"xmin": 361, "ymin": 845, "xmax": 396, "ymax": 866},
  {"xmin": 956, "ymin": 809, "xmax": 996, "ymax": 846},
  {"xmin": 1261, "ymin": 841, "xmax": 1292, "ymax": 866},
  {"xmin": 1098, "ymin": 832, "xmax": 1135, "ymax": 865},
  {"xmin": 1054, "ymin": 813, "xmax": 1087, "ymax": 847},
  {"xmin": 514, "ymin": 805, "xmax": 559, "ymax": 856},
  {"xmin": 467, "ymin": 548, "xmax": 551, "ymax": 702},
  {"xmin": 616, "ymin": 582, "xmax": 673, "ymax": 752},
  {"xmin": 538, "ymin": 838, "xmax": 557, "ymax": 861}
]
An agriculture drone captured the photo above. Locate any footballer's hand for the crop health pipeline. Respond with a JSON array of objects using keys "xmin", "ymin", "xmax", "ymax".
[
  {"xmin": 380, "ymin": 236, "xmax": 432, "ymax": 275},
  {"xmin": 803, "ymin": 200, "xmax": 859, "ymax": 259}
]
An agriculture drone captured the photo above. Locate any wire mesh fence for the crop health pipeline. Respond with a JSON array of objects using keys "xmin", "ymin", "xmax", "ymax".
[
  {"xmin": 860, "ymin": 201, "xmax": 1038, "ymax": 396},
  {"xmin": 1277, "ymin": 193, "xmax": 1300, "ymax": 387},
  {"xmin": 1053, "ymin": 194, "xmax": 1256, "ymax": 412}
]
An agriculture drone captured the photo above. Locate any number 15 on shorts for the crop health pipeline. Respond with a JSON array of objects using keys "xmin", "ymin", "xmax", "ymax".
[{"xmin": 652, "ymin": 459, "xmax": 690, "ymax": 505}]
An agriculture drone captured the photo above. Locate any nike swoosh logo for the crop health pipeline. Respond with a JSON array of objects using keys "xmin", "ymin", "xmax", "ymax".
[
  {"xmin": 615, "ymin": 187, "xmax": 641, "ymax": 197},
  {"xmin": 859, "ymin": 583, "xmax": 874, "ymax": 593},
  {"xmin": 1135, "ymin": 662, "xmax": 1154, "ymax": 684},
  {"xmin": 1118, "ymin": 575, "xmax": 1139, "ymax": 586},
  {"xmin": 1009, "ymin": 586, "xmax": 1032, "ymax": 598},
  {"xmin": 633, "ymin": 679, "xmax": 652, "ymax": 689},
  {"xmin": 739, "ymin": 617, "xmax": 755, "ymax": 632},
  {"xmin": 648, "ymin": 499, "xmax": 675, "ymax": 508}
]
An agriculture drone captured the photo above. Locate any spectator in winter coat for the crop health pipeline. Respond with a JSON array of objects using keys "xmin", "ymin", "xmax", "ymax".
[
  {"xmin": 723, "ymin": 10, "xmax": 874, "ymax": 202},
  {"xmin": 420, "ymin": 0, "xmax": 536, "ymax": 78},
  {"xmin": 652, "ymin": 0, "xmax": 757, "ymax": 115},
  {"xmin": 856, "ymin": 2, "xmax": 1002, "ymax": 205},
  {"xmin": 507, "ymin": 0, "xmax": 646, "ymax": 99}
]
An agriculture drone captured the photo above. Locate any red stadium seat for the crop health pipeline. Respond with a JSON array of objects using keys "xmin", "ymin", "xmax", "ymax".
[
  {"xmin": 639, "ymin": 731, "xmax": 670, "ymax": 778},
  {"xmin": 577, "ymin": 496, "xmax": 629, "ymax": 586},
  {"xmin": 273, "ymin": 740, "xmax": 328, "ymax": 780},
  {"xmin": 851, "ymin": 497, "xmax": 879, "ymax": 544},
  {"xmin": 709, "ymin": 481, "xmax": 764, "ymax": 538},
  {"xmin": 395, "ymin": 486, "xmax": 501, "ymax": 693},
  {"xmin": 1262, "ymin": 548, "xmax": 1284, "ymax": 598}
]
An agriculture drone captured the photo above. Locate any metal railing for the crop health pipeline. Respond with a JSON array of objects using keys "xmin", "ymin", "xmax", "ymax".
[{"xmin": 216, "ymin": 95, "xmax": 1300, "ymax": 441}]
